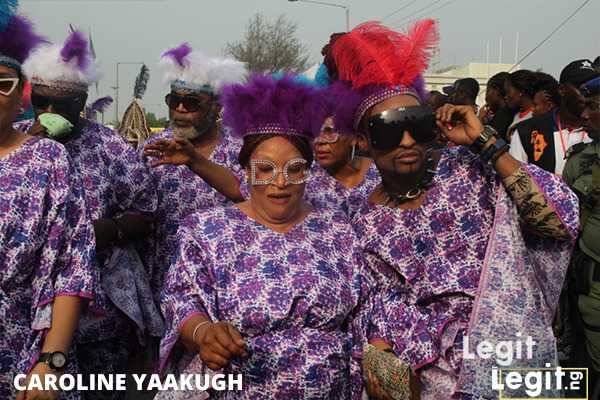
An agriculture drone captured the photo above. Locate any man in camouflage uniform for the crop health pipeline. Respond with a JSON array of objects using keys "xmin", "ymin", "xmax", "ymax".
[{"xmin": 563, "ymin": 75, "xmax": 600, "ymax": 390}]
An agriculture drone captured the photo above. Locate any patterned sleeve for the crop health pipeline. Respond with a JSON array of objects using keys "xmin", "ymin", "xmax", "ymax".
[
  {"xmin": 347, "ymin": 246, "xmax": 394, "ymax": 399},
  {"xmin": 355, "ymin": 251, "xmax": 413, "ymax": 400},
  {"xmin": 33, "ymin": 149, "xmax": 98, "ymax": 317},
  {"xmin": 463, "ymin": 146, "xmax": 578, "ymax": 240},
  {"xmin": 158, "ymin": 214, "xmax": 215, "ymax": 374},
  {"xmin": 502, "ymin": 164, "xmax": 579, "ymax": 239},
  {"xmin": 103, "ymin": 128, "xmax": 157, "ymax": 214},
  {"xmin": 23, "ymin": 147, "xmax": 99, "ymax": 372}
]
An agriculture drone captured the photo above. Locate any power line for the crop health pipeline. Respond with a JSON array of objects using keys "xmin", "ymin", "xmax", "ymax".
[
  {"xmin": 380, "ymin": 0, "xmax": 418, "ymax": 21},
  {"xmin": 389, "ymin": 0, "xmax": 444, "ymax": 26},
  {"xmin": 392, "ymin": 0, "xmax": 460, "ymax": 28},
  {"xmin": 509, "ymin": 0, "xmax": 592, "ymax": 71}
]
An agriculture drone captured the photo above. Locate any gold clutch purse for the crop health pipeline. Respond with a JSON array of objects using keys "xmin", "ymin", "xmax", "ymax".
[{"xmin": 362, "ymin": 343, "xmax": 412, "ymax": 400}]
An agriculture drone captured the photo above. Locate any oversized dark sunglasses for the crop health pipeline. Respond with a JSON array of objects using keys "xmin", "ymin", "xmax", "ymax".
[
  {"xmin": 30, "ymin": 94, "xmax": 84, "ymax": 115},
  {"xmin": 366, "ymin": 105, "xmax": 437, "ymax": 151},
  {"xmin": 165, "ymin": 93, "xmax": 211, "ymax": 113}
]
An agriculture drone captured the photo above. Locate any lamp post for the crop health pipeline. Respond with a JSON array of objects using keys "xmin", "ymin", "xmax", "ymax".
[
  {"xmin": 112, "ymin": 61, "xmax": 144, "ymax": 124},
  {"xmin": 288, "ymin": 0, "xmax": 350, "ymax": 31}
]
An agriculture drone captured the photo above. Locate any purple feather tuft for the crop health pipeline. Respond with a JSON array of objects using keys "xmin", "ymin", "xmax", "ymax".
[
  {"xmin": 85, "ymin": 96, "xmax": 113, "ymax": 119},
  {"xmin": 0, "ymin": 15, "xmax": 47, "ymax": 65},
  {"xmin": 328, "ymin": 81, "xmax": 364, "ymax": 135},
  {"xmin": 329, "ymin": 76, "xmax": 427, "ymax": 135},
  {"xmin": 60, "ymin": 30, "xmax": 90, "ymax": 70},
  {"xmin": 162, "ymin": 43, "xmax": 192, "ymax": 67},
  {"xmin": 222, "ymin": 73, "xmax": 330, "ymax": 140}
]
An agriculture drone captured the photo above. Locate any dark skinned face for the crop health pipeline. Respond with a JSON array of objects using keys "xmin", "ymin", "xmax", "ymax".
[
  {"xmin": 485, "ymin": 87, "xmax": 504, "ymax": 111},
  {"xmin": 363, "ymin": 95, "xmax": 428, "ymax": 177},
  {"xmin": 168, "ymin": 90, "xmax": 218, "ymax": 140},
  {"xmin": 504, "ymin": 81, "xmax": 523, "ymax": 109},
  {"xmin": 581, "ymin": 95, "xmax": 600, "ymax": 138},
  {"xmin": 31, "ymin": 84, "xmax": 87, "ymax": 126},
  {"xmin": 532, "ymin": 91, "xmax": 556, "ymax": 117},
  {"xmin": 559, "ymin": 83, "xmax": 586, "ymax": 118},
  {"xmin": 0, "ymin": 65, "xmax": 22, "ymax": 133},
  {"xmin": 313, "ymin": 117, "xmax": 359, "ymax": 170}
]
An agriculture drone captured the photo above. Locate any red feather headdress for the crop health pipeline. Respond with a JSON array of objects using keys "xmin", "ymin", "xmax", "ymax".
[{"xmin": 330, "ymin": 19, "xmax": 439, "ymax": 131}]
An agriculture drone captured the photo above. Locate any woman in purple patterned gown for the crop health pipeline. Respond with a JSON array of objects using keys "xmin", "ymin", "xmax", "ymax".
[
  {"xmin": 303, "ymin": 59, "xmax": 379, "ymax": 217},
  {"xmin": 0, "ymin": 11, "xmax": 98, "ymax": 400},
  {"xmin": 20, "ymin": 31, "xmax": 162, "ymax": 398},
  {"xmin": 327, "ymin": 20, "xmax": 580, "ymax": 399},
  {"xmin": 308, "ymin": 115, "xmax": 379, "ymax": 217},
  {"xmin": 157, "ymin": 74, "xmax": 387, "ymax": 400}
]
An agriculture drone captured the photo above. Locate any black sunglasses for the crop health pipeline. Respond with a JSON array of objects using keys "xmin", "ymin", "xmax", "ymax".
[
  {"xmin": 366, "ymin": 105, "xmax": 437, "ymax": 151},
  {"xmin": 165, "ymin": 93, "xmax": 212, "ymax": 113},
  {"xmin": 31, "ymin": 94, "xmax": 83, "ymax": 115}
]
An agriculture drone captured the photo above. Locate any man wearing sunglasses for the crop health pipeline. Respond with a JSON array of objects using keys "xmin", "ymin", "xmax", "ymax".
[
  {"xmin": 20, "ymin": 30, "xmax": 162, "ymax": 398},
  {"xmin": 330, "ymin": 20, "xmax": 579, "ymax": 399},
  {"xmin": 562, "ymin": 75, "xmax": 600, "ymax": 390},
  {"xmin": 141, "ymin": 43, "xmax": 246, "ymax": 300}
]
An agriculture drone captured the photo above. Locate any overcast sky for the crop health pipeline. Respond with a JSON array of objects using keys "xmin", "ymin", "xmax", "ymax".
[{"xmin": 20, "ymin": 0, "xmax": 600, "ymax": 119}]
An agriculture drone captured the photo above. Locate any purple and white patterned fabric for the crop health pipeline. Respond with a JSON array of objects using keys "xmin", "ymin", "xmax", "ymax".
[
  {"xmin": 352, "ymin": 146, "xmax": 578, "ymax": 399},
  {"xmin": 16, "ymin": 119, "xmax": 163, "ymax": 369},
  {"xmin": 305, "ymin": 161, "xmax": 379, "ymax": 217},
  {"xmin": 0, "ymin": 137, "xmax": 98, "ymax": 399},
  {"xmin": 141, "ymin": 128, "xmax": 242, "ymax": 299},
  {"xmin": 158, "ymin": 205, "xmax": 380, "ymax": 400},
  {"xmin": 56, "ymin": 119, "xmax": 161, "ymax": 345}
]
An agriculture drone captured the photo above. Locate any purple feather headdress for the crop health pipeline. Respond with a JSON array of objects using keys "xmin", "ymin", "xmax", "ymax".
[
  {"xmin": 60, "ymin": 30, "xmax": 90, "ymax": 70},
  {"xmin": 222, "ymin": 73, "xmax": 330, "ymax": 140},
  {"xmin": 0, "ymin": 14, "xmax": 47, "ymax": 71},
  {"xmin": 162, "ymin": 42, "xmax": 192, "ymax": 68}
]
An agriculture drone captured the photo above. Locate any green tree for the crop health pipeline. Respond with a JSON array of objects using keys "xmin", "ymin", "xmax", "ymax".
[
  {"xmin": 145, "ymin": 112, "xmax": 168, "ymax": 128},
  {"xmin": 224, "ymin": 13, "xmax": 310, "ymax": 74}
]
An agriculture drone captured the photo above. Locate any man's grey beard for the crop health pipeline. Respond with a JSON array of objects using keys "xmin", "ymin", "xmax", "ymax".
[{"xmin": 171, "ymin": 124, "xmax": 200, "ymax": 140}]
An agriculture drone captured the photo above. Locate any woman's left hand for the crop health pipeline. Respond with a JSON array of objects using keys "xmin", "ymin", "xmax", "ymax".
[
  {"xmin": 16, "ymin": 363, "xmax": 59, "ymax": 400},
  {"xmin": 435, "ymin": 104, "xmax": 484, "ymax": 146}
]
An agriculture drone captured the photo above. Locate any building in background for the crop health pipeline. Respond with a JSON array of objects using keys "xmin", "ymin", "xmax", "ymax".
[
  {"xmin": 424, "ymin": 63, "xmax": 518, "ymax": 105},
  {"xmin": 303, "ymin": 62, "xmax": 519, "ymax": 106}
]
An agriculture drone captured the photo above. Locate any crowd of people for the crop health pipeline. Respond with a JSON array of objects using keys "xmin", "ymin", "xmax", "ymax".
[{"xmin": 2, "ymin": 2, "xmax": 600, "ymax": 400}]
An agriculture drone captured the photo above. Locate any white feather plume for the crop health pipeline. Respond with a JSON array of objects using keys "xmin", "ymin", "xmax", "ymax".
[
  {"xmin": 22, "ymin": 43, "xmax": 102, "ymax": 87},
  {"xmin": 159, "ymin": 46, "xmax": 246, "ymax": 94}
]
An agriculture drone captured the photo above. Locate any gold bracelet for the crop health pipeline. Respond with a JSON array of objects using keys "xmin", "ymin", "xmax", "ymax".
[{"xmin": 192, "ymin": 320, "xmax": 211, "ymax": 343}]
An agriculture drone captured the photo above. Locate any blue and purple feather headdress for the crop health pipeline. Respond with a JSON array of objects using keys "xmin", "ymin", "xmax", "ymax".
[
  {"xmin": 221, "ymin": 73, "xmax": 330, "ymax": 140},
  {"xmin": 0, "ymin": 1, "xmax": 46, "ymax": 72}
]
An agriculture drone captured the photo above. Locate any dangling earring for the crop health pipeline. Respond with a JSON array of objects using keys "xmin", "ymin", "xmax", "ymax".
[{"xmin": 350, "ymin": 143, "xmax": 356, "ymax": 161}]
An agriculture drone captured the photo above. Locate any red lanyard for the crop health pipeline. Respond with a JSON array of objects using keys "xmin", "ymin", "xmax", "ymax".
[{"xmin": 556, "ymin": 113, "xmax": 585, "ymax": 159}]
